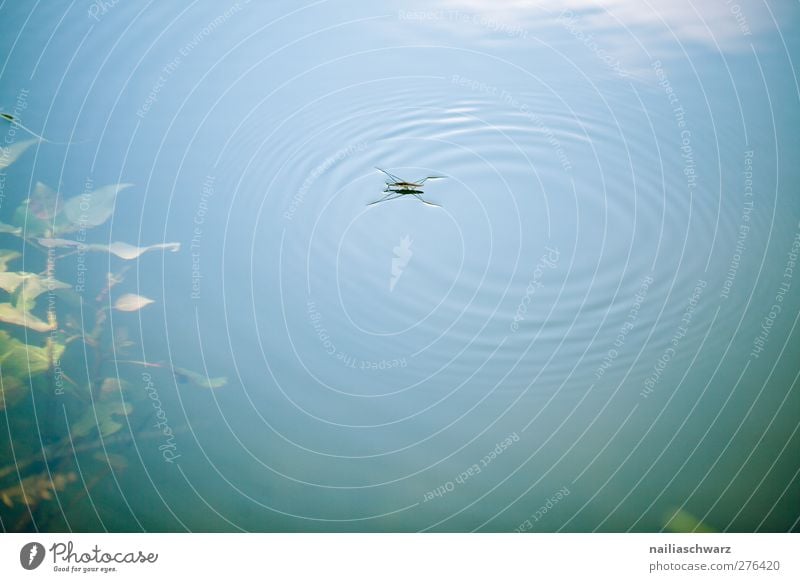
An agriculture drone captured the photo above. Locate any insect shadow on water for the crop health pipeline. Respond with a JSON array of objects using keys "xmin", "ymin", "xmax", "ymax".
[{"xmin": 368, "ymin": 167, "xmax": 445, "ymax": 207}]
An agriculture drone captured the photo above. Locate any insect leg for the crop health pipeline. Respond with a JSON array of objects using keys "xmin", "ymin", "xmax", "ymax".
[
  {"xmin": 413, "ymin": 193, "xmax": 441, "ymax": 207},
  {"xmin": 375, "ymin": 167, "xmax": 404, "ymax": 183},
  {"xmin": 367, "ymin": 193, "xmax": 404, "ymax": 206}
]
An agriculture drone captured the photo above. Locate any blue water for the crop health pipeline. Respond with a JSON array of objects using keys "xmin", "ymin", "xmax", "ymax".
[{"xmin": 0, "ymin": 1, "xmax": 798, "ymax": 532}]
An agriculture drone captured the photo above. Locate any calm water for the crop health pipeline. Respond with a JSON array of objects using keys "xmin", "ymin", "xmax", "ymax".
[{"xmin": 0, "ymin": 1, "xmax": 798, "ymax": 532}]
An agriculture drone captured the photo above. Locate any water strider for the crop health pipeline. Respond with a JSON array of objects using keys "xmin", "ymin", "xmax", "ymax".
[{"xmin": 368, "ymin": 167, "xmax": 445, "ymax": 207}]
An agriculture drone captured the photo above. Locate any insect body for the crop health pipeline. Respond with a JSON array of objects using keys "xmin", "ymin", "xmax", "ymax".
[{"xmin": 369, "ymin": 167, "xmax": 444, "ymax": 207}]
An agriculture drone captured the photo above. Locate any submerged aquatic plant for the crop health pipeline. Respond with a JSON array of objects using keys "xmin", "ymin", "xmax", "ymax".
[
  {"xmin": 0, "ymin": 125, "xmax": 221, "ymax": 531},
  {"xmin": 38, "ymin": 238, "xmax": 180, "ymax": 260},
  {"xmin": 70, "ymin": 400, "xmax": 134, "ymax": 438},
  {"xmin": 0, "ymin": 471, "xmax": 77, "ymax": 509},
  {"xmin": 113, "ymin": 293, "xmax": 155, "ymax": 312},
  {"xmin": 663, "ymin": 508, "xmax": 717, "ymax": 533},
  {"xmin": 0, "ymin": 138, "xmax": 38, "ymax": 171},
  {"xmin": 171, "ymin": 366, "xmax": 227, "ymax": 389}
]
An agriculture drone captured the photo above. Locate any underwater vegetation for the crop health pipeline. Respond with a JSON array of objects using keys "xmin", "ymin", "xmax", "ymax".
[
  {"xmin": 0, "ymin": 134, "xmax": 225, "ymax": 531},
  {"xmin": 663, "ymin": 508, "xmax": 717, "ymax": 533}
]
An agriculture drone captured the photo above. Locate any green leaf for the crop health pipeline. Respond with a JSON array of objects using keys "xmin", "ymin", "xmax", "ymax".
[
  {"xmin": 0, "ymin": 470, "xmax": 77, "ymax": 508},
  {"xmin": 35, "ymin": 237, "xmax": 80, "ymax": 249},
  {"xmin": 71, "ymin": 400, "xmax": 133, "ymax": 438},
  {"xmin": 113, "ymin": 293, "xmax": 154, "ymax": 312},
  {"xmin": 0, "ymin": 271, "xmax": 70, "ymax": 310},
  {"xmin": 0, "ymin": 272, "xmax": 24, "ymax": 294},
  {"xmin": 663, "ymin": 508, "xmax": 716, "ymax": 533},
  {"xmin": 37, "ymin": 239, "xmax": 180, "ymax": 260},
  {"xmin": 9, "ymin": 182, "xmax": 64, "ymax": 237},
  {"xmin": 61, "ymin": 183, "xmax": 133, "ymax": 232},
  {"xmin": 0, "ymin": 138, "xmax": 38, "ymax": 170},
  {"xmin": 91, "ymin": 241, "xmax": 180, "ymax": 259},
  {"xmin": 0, "ymin": 250, "xmax": 20, "ymax": 272},
  {"xmin": 0, "ymin": 222, "xmax": 21, "ymax": 236},
  {"xmin": 0, "ymin": 270, "xmax": 70, "ymax": 327},
  {"xmin": 99, "ymin": 377, "xmax": 126, "ymax": 398},
  {"xmin": 28, "ymin": 182, "xmax": 61, "ymax": 221},
  {"xmin": 0, "ymin": 329, "xmax": 64, "ymax": 375},
  {"xmin": 13, "ymin": 272, "xmax": 70, "ymax": 311},
  {"xmin": 12, "ymin": 200, "xmax": 56, "ymax": 237},
  {"xmin": 93, "ymin": 451, "xmax": 129, "ymax": 470},
  {"xmin": 0, "ymin": 375, "xmax": 25, "ymax": 410},
  {"xmin": 172, "ymin": 366, "xmax": 227, "ymax": 389},
  {"xmin": 0, "ymin": 303, "xmax": 53, "ymax": 332}
]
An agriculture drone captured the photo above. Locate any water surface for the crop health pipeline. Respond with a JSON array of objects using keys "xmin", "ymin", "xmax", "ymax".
[{"xmin": 0, "ymin": 0, "xmax": 798, "ymax": 532}]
